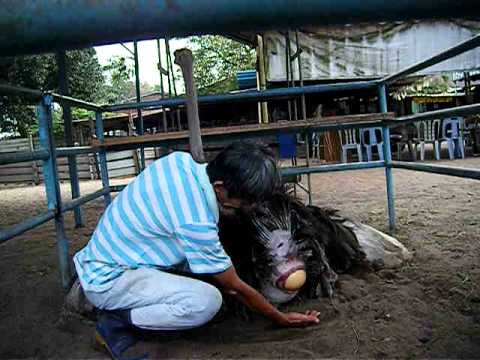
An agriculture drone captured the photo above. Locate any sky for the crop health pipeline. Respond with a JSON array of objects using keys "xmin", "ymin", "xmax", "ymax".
[{"xmin": 94, "ymin": 38, "xmax": 189, "ymax": 87}]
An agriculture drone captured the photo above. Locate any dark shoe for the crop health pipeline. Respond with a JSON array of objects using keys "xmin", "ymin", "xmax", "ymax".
[{"xmin": 94, "ymin": 310, "xmax": 148, "ymax": 360}]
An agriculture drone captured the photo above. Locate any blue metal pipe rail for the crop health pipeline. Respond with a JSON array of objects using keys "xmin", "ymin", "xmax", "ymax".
[
  {"xmin": 381, "ymin": 34, "xmax": 480, "ymax": 85},
  {"xmin": 0, "ymin": 84, "xmax": 102, "ymax": 111},
  {"xmin": 0, "ymin": 188, "xmax": 108, "ymax": 243},
  {"xmin": 37, "ymin": 95, "xmax": 72, "ymax": 288},
  {"xmin": 104, "ymin": 81, "xmax": 377, "ymax": 112},
  {"xmin": 61, "ymin": 188, "xmax": 110, "ymax": 213},
  {"xmin": 0, "ymin": 149, "xmax": 50, "ymax": 166},
  {"xmin": 281, "ymin": 161, "xmax": 385, "ymax": 176},
  {"xmin": 0, "ymin": 83, "xmax": 43, "ymax": 99},
  {"xmin": 378, "ymin": 83, "xmax": 396, "ymax": 233},
  {"xmin": 391, "ymin": 162, "xmax": 480, "ymax": 181},
  {"xmin": 56, "ymin": 146, "xmax": 98, "ymax": 157},
  {"xmin": 95, "ymin": 114, "xmax": 392, "ymax": 152},
  {"xmin": 1, "ymin": 0, "xmax": 477, "ymax": 56},
  {"xmin": 387, "ymin": 103, "xmax": 480, "ymax": 127},
  {"xmin": 0, "ymin": 210, "xmax": 56, "ymax": 244},
  {"xmin": 1, "ymin": 27, "xmax": 480, "ymax": 290},
  {"xmin": 0, "ymin": 147, "xmax": 97, "ymax": 166},
  {"xmin": 0, "ymin": 93, "xmax": 111, "ymax": 289}
]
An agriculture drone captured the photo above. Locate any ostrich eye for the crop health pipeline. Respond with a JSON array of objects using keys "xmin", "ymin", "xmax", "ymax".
[{"xmin": 277, "ymin": 242, "xmax": 284, "ymax": 248}]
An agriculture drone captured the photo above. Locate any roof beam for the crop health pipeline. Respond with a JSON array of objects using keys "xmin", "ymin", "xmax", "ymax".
[{"xmin": 1, "ymin": 0, "xmax": 478, "ymax": 56}]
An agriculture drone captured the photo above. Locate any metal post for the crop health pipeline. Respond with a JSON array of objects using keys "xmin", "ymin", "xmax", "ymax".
[
  {"xmin": 165, "ymin": 39, "xmax": 173, "ymax": 97},
  {"xmin": 289, "ymin": 33, "xmax": 298, "ymax": 122},
  {"xmin": 156, "ymin": 39, "xmax": 168, "ymax": 132},
  {"xmin": 379, "ymin": 83, "xmax": 396, "ymax": 233},
  {"xmin": 164, "ymin": 39, "xmax": 174, "ymax": 131},
  {"xmin": 285, "ymin": 32, "xmax": 292, "ymax": 121},
  {"xmin": 166, "ymin": 38, "xmax": 182, "ymax": 131},
  {"xmin": 37, "ymin": 94, "xmax": 72, "ymax": 289},
  {"xmin": 296, "ymin": 30, "xmax": 312, "ymax": 205},
  {"xmin": 133, "ymin": 41, "xmax": 145, "ymax": 169},
  {"xmin": 95, "ymin": 112, "xmax": 112, "ymax": 206},
  {"xmin": 57, "ymin": 51, "xmax": 83, "ymax": 227}
]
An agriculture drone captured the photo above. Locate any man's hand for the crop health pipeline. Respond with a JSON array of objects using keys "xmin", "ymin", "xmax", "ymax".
[
  {"xmin": 213, "ymin": 266, "xmax": 320, "ymax": 327},
  {"xmin": 277, "ymin": 310, "xmax": 320, "ymax": 327}
]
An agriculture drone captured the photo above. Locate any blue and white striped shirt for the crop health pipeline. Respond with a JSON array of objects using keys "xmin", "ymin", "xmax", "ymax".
[{"xmin": 74, "ymin": 152, "xmax": 232, "ymax": 292}]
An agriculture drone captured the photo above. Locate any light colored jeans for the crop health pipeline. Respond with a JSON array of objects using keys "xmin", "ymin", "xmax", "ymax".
[{"xmin": 84, "ymin": 268, "xmax": 223, "ymax": 331}]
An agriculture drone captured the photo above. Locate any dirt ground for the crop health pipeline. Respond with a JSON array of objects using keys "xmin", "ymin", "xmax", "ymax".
[{"xmin": 1, "ymin": 157, "xmax": 479, "ymax": 359}]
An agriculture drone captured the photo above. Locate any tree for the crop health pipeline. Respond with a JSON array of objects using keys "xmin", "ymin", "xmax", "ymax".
[
  {"xmin": 0, "ymin": 49, "xmax": 105, "ymax": 137},
  {"xmin": 189, "ymin": 36, "xmax": 256, "ymax": 94},
  {"xmin": 102, "ymin": 56, "xmax": 167, "ymax": 104},
  {"xmin": 102, "ymin": 56, "xmax": 136, "ymax": 104},
  {"xmin": 0, "ymin": 55, "xmax": 52, "ymax": 137}
]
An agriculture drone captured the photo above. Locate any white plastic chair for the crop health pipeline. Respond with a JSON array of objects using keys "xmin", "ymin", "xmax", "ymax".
[
  {"xmin": 360, "ymin": 127, "xmax": 384, "ymax": 162},
  {"xmin": 415, "ymin": 119, "xmax": 441, "ymax": 161},
  {"xmin": 338, "ymin": 129, "xmax": 363, "ymax": 163},
  {"xmin": 311, "ymin": 132, "xmax": 321, "ymax": 160},
  {"xmin": 440, "ymin": 117, "xmax": 465, "ymax": 159}
]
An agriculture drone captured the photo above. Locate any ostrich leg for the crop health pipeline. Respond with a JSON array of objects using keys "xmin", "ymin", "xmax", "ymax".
[{"xmin": 174, "ymin": 48, "xmax": 205, "ymax": 163}]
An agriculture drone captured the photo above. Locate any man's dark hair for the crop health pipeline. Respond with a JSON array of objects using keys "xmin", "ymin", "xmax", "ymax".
[{"xmin": 207, "ymin": 141, "xmax": 281, "ymax": 202}]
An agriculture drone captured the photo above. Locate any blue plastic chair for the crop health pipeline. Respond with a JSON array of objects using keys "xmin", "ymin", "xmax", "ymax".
[
  {"xmin": 277, "ymin": 134, "xmax": 312, "ymax": 198},
  {"xmin": 277, "ymin": 134, "xmax": 298, "ymax": 184},
  {"xmin": 278, "ymin": 134, "xmax": 297, "ymax": 160}
]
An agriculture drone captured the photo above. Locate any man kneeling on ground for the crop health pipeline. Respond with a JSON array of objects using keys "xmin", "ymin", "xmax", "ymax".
[{"xmin": 73, "ymin": 141, "xmax": 320, "ymax": 359}]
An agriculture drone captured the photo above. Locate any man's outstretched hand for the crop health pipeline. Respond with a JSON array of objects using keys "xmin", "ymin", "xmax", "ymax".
[
  {"xmin": 278, "ymin": 310, "xmax": 320, "ymax": 327},
  {"xmin": 214, "ymin": 266, "xmax": 320, "ymax": 327}
]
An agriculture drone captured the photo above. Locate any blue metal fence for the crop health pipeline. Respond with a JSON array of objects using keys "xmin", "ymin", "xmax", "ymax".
[{"xmin": 1, "ymin": 32, "xmax": 480, "ymax": 289}]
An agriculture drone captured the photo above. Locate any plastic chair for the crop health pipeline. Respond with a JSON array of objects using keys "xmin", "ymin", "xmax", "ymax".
[
  {"xmin": 278, "ymin": 133, "xmax": 297, "ymax": 160},
  {"xmin": 394, "ymin": 124, "xmax": 417, "ymax": 161},
  {"xmin": 311, "ymin": 132, "xmax": 321, "ymax": 160},
  {"xmin": 360, "ymin": 127, "xmax": 384, "ymax": 162},
  {"xmin": 277, "ymin": 134, "xmax": 310, "ymax": 199},
  {"xmin": 440, "ymin": 117, "xmax": 465, "ymax": 159},
  {"xmin": 415, "ymin": 119, "xmax": 441, "ymax": 161},
  {"xmin": 338, "ymin": 129, "xmax": 363, "ymax": 163},
  {"xmin": 277, "ymin": 134, "xmax": 299, "ymax": 187}
]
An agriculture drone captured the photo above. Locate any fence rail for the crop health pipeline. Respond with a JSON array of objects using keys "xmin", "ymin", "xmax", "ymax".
[{"xmin": 0, "ymin": 137, "xmax": 166, "ymax": 184}]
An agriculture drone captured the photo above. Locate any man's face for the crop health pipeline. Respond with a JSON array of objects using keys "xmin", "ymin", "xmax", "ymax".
[
  {"xmin": 213, "ymin": 182, "xmax": 255, "ymax": 217},
  {"xmin": 219, "ymin": 198, "xmax": 255, "ymax": 217}
]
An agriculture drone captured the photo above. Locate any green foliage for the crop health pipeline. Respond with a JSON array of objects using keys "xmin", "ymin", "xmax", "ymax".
[
  {"xmin": 101, "ymin": 55, "xmax": 164, "ymax": 105},
  {"xmin": 72, "ymin": 108, "xmax": 94, "ymax": 120},
  {"xmin": 0, "ymin": 55, "xmax": 52, "ymax": 137},
  {"xmin": 392, "ymin": 75, "xmax": 453, "ymax": 100},
  {"xmin": 0, "ymin": 49, "xmax": 105, "ymax": 137},
  {"xmin": 65, "ymin": 49, "xmax": 105, "ymax": 103},
  {"xmin": 189, "ymin": 35, "xmax": 256, "ymax": 94},
  {"xmin": 102, "ymin": 56, "xmax": 136, "ymax": 104},
  {"xmin": 28, "ymin": 108, "xmax": 65, "ymax": 138}
]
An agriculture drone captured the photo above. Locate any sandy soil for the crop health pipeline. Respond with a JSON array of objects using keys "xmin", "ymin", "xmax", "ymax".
[{"xmin": 0, "ymin": 157, "xmax": 479, "ymax": 359}]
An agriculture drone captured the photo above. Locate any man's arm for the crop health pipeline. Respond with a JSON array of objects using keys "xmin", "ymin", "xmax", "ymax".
[{"xmin": 213, "ymin": 266, "xmax": 320, "ymax": 327}]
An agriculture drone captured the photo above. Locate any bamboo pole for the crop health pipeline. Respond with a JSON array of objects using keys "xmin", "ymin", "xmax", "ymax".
[{"xmin": 256, "ymin": 34, "xmax": 269, "ymax": 124}]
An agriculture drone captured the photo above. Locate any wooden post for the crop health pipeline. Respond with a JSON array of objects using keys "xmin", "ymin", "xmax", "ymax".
[
  {"xmin": 174, "ymin": 48, "xmax": 205, "ymax": 163},
  {"xmin": 256, "ymin": 34, "xmax": 269, "ymax": 124},
  {"xmin": 128, "ymin": 112, "xmax": 141, "ymax": 174},
  {"xmin": 317, "ymin": 107, "xmax": 341, "ymax": 162}
]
